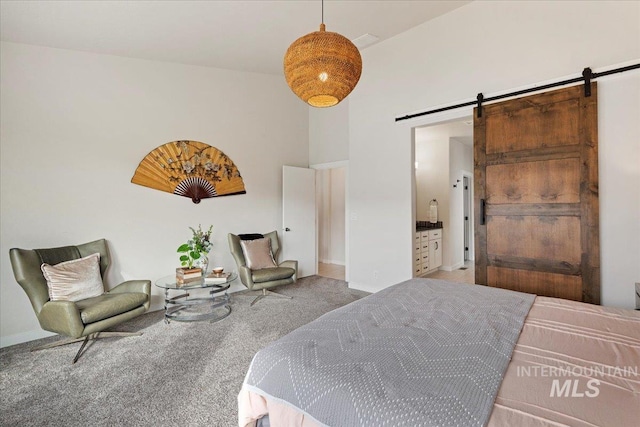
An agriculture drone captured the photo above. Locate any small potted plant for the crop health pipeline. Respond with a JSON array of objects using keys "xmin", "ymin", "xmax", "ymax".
[{"xmin": 177, "ymin": 225, "xmax": 213, "ymax": 279}]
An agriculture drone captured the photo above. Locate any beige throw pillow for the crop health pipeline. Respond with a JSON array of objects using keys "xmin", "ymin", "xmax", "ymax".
[
  {"xmin": 240, "ymin": 238, "xmax": 277, "ymax": 270},
  {"xmin": 41, "ymin": 253, "xmax": 104, "ymax": 302}
]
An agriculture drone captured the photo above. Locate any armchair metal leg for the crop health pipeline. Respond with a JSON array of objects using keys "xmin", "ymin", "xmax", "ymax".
[
  {"xmin": 249, "ymin": 289, "xmax": 293, "ymax": 306},
  {"xmin": 31, "ymin": 331, "xmax": 143, "ymax": 364},
  {"xmin": 31, "ymin": 337, "xmax": 87, "ymax": 352},
  {"xmin": 72, "ymin": 336, "xmax": 91, "ymax": 364},
  {"xmin": 92, "ymin": 332, "xmax": 143, "ymax": 338}
]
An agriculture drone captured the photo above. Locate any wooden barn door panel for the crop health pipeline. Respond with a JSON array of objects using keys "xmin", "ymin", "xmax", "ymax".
[
  {"xmin": 487, "ymin": 267, "xmax": 583, "ymax": 301},
  {"xmin": 485, "ymin": 98, "xmax": 580, "ymax": 153},
  {"xmin": 487, "ymin": 216, "xmax": 581, "ymax": 263},
  {"xmin": 486, "ymin": 158, "xmax": 581, "ymax": 204},
  {"xmin": 474, "ymin": 83, "xmax": 600, "ymax": 303}
]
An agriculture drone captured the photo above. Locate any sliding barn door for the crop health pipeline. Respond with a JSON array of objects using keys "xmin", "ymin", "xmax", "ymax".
[{"xmin": 474, "ymin": 83, "xmax": 599, "ymax": 303}]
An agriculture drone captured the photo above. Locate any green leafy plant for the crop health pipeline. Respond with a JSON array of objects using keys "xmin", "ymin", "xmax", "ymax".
[{"xmin": 177, "ymin": 224, "xmax": 213, "ymax": 268}]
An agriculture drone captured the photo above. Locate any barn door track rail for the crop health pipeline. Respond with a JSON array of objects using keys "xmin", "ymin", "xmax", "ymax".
[{"xmin": 395, "ymin": 63, "xmax": 640, "ymax": 122}]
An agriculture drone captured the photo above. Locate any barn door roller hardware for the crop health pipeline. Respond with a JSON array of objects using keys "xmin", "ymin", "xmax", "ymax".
[
  {"xmin": 476, "ymin": 93, "xmax": 484, "ymax": 118},
  {"xmin": 582, "ymin": 67, "xmax": 593, "ymax": 97},
  {"xmin": 395, "ymin": 63, "xmax": 640, "ymax": 122}
]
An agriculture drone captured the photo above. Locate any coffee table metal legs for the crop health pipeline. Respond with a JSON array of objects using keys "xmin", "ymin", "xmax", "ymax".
[{"xmin": 163, "ymin": 288, "xmax": 231, "ymax": 323}]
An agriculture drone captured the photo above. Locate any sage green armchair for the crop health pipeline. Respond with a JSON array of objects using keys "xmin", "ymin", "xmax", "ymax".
[
  {"xmin": 228, "ymin": 231, "xmax": 297, "ymax": 306},
  {"xmin": 9, "ymin": 238, "xmax": 151, "ymax": 363}
]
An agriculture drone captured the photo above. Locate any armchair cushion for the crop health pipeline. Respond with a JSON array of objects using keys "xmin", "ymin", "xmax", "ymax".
[
  {"xmin": 75, "ymin": 292, "xmax": 148, "ymax": 324},
  {"xmin": 251, "ymin": 267, "xmax": 296, "ymax": 283},
  {"xmin": 109, "ymin": 280, "xmax": 152, "ymax": 311},
  {"xmin": 41, "ymin": 253, "xmax": 104, "ymax": 302},
  {"xmin": 240, "ymin": 238, "xmax": 277, "ymax": 269}
]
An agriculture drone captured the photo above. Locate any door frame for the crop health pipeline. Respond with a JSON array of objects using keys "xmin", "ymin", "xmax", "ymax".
[{"xmin": 310, "ymin": 160, "xmax": 349, "ymax": 282}]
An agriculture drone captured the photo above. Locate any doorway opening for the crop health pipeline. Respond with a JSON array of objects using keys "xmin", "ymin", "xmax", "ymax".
[
  {"xmin": 315, "ymin": 164, "xmax": 347, "ymax": 281},
  {"xmin": 413, "ymin": 119, "xmax": 474, "ymax": 279}
]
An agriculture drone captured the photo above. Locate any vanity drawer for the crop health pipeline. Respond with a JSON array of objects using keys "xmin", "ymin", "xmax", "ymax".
[
  {"xmin": 420, "ymin": 262, "xmax": 430, "ymax": 273},
  {"xmin": 428, "ymin": 229, "xmax": 442, "ymax": 240}
]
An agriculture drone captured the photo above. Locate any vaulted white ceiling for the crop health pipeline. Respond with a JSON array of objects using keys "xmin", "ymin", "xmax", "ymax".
[{"xmin": 0, "ymin": 0, "xmax": 470, "ymax": 75}]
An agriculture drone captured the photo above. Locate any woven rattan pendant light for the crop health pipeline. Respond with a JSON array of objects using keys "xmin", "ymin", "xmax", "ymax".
[{"xmin": 284, "ymin": 0, "xmax": 362, "ymax": 107}]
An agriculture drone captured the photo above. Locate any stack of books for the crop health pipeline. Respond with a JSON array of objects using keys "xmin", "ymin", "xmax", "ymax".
[
  {"xmin": 176, "ymin": 267, "xmax": 202, "ymax": 285},
  {"xmin": 204, "ymin": 271, "xmax": 231, "ymax": 284}
]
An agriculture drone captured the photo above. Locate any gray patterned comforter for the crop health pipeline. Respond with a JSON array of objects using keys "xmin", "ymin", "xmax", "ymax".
[{"xmin": 243, "ymin": 278, "xmax": 535, "ymax": 427}]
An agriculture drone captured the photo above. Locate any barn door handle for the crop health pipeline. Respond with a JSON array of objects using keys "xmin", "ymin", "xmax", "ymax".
[{"xmin": 480, "ymin": 199, "xmax": 486, "ymax": 225}]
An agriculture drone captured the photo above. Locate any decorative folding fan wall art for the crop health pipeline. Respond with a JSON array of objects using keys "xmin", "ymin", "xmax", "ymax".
[{"xmin": 131, "ymin": 140, "xmax": 246, "ymax": 203}]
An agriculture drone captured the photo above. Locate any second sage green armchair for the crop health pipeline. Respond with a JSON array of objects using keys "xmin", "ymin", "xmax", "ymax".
[
  {"xmin": 228, "ymin": 231, "xmax": 297, "ymax": 305},
  {"xmin": 9, "ymin": 238, "xmax": 151, "ymax": 363}
]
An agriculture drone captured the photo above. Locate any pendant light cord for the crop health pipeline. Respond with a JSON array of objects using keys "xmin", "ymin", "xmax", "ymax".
[{"xmin": 322, "ymin": 0, "xmax": 324, "ymax": 24}]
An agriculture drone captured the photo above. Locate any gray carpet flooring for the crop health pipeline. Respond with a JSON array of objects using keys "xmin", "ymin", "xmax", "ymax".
[{"xmin": 0, "ymin": 276, "xmax": 369, "ymax": 427}]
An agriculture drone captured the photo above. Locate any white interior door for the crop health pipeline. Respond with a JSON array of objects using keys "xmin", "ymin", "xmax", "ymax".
[{"xmin": 282, "ymin": 166, "xmax": 316, "ymax": 277}]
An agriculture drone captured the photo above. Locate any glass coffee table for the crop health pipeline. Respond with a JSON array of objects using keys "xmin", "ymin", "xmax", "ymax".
[{"xmin": 155, "ymin": 272, "xmax": 236, "ymax": 323}]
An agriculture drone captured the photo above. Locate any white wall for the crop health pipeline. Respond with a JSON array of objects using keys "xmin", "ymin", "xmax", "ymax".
[
  {"xmin": 415, "ymin": 137, "xmax": 449, "ymax": 221},
  {"xmin": 0, "ymin": 42, "xmax": 309, "ymax": 346},
  {"xmin": 309, "ymin": 99, "xmax": 349, "ymax": 165},
  {"xmin": 347, "ymin": 0, "xmax": 640, "ymax": 308},
  {"xmin": 598, "ymin": 72, "xmax": 640, "ymax": 309}
]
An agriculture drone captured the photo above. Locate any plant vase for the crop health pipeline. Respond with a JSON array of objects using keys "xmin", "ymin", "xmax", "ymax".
[{"xmin": 194, "ymin": 253, "xmax": 209, "ymax": 275}]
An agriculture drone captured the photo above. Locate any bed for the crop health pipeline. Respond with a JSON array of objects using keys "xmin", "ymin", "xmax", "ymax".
[{"xmin": 238, "ymin": 279, "xmax": 640, "ymax": 427}]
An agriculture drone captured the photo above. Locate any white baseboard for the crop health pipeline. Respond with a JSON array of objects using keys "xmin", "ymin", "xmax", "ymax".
[
  {"xmin": 440, "ymin": 261, "xmax": 465, "ymax": 272},
  {"xmin": 319, "ymin": 259, "xmax": 345, "ymax": 266},
  {"xmin": 347, "ymin": 281, "xmax": 367, "ymax": 292},
  {"xmin": 0, "ymin": 329, "xmax": 56, "ymax": 348},
  {"xmin": 228, "ymin": 282, "xmax": 249, "ymax": 294}
]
